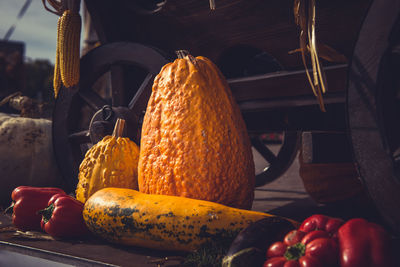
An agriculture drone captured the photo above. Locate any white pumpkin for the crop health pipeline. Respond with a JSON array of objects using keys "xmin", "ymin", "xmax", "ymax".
[{"xmin": 0, "ymin": 113, "xmax": 63, "ymax": 205}]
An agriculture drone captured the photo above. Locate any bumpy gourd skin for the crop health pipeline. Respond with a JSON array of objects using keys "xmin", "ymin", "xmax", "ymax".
[
  {"xmin": 76, "ymin": 136, "xmax": 140, "ymax": 203},
  {"xmin": 138, "ymin": 56, "xmax": 255, "ymax": 209}
]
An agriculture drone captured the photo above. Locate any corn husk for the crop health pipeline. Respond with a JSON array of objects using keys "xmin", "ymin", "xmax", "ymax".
[{"xmin": 293, "ymin": 0, "xmax": 332, "ymax": 112}]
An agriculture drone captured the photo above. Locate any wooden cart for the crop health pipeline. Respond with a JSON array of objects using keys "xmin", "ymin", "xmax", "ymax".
[{"xmin": 51, "ymin": 0, "xmax": 400, "ymax": 235}]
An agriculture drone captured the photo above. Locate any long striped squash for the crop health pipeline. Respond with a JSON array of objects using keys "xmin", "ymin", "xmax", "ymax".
[{"xmin": 83, "ymin": 188, "xmax": 295, "ymax": 252}]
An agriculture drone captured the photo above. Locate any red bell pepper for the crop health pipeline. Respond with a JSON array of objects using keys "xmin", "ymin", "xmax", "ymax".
[
  {"xmin": 299, "ymin": 214, "xmax": 344, "ymax": 239},
  {"xmin": 39, "ymin": 194, "xmax": 89, "ymax": 238},
  {"xmin": 264, "ymin": 229, "xmax": 339, "ymax": 267},
  {"xmin": 338, "ymin": 218, "xmax": 395, "ymax": 267},
  {"xmin": 8, "ymin": 186, "xmax": 66, "ymax": 231}
]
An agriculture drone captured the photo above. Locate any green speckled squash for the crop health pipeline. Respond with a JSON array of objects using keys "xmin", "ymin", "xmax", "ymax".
[{"xmin": 83, "ymin": 188, "xmax": 289, "ymax": 252}]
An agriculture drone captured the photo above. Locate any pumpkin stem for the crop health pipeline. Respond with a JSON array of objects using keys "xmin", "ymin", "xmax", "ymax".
[
  {"xmin": 112, "ymin": 118, "xmax": 126, "ymax": 138},
  {"xmin": 176, "ymin": 50, "xmax": 197, "ymax": 65},
  {"xmin": 176, "ymin": 50, "xmax": 189, "ymax": 59}
]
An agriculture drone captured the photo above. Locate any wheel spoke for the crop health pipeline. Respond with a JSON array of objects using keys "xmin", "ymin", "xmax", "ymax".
[
  {"xmin": 128, "ymin": 74, "xmax": 154, "ymax": 114},
  {"xmin": 68, "ymin": 130, "xmax": 91, "ymax": 144},
  {"xmin": 392, "ymin": 146, "xmax": 400, "ymax": 161},
  {"xmin": 251, "ymin": 136, "xmax": 277, "ymax": 164},
  {"xmin": 52, "ymin": 42, "xmax": 169, "ymax": 193},
  {"xmin": 110, "ymin": 65, "xmax": 126, "ymax": 106},
  {"xmin": 78, "ymin": 90, "xmax": 108, "ymax": 111},
  {"xmin": 253, "ymin": 132, "xmax": 300, "ymax": 187}
]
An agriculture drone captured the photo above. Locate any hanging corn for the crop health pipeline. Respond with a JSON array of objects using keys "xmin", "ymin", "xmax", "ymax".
[
  {"xmin": 58, "ymin": 9, "xmax": 81, "ymax": 90},
  {"xmin": 42, "ymin": 0, "xmax": 81, "ymax": 97},
  {"xmin": 53, "ymin": 17, "xmax": 62, "ymax": 94}
]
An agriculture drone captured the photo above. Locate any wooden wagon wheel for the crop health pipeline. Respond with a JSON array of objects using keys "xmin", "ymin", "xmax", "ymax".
[
  {"xmin": 52, "ymin": 42, "xmax": 170, "ymax": 192},
  {"xmin": 252, "ymin": 131, "xmax": 300, "ymax": 187},
  {"xmin": 52, "ymin": 41, "xmax": 299, "ymax": 193},
  {"xmin": 347, "ymin": 0, "xmax": 400, "ymax": 234},
  {"xmin": 218, "ymin": 46, "xmax": 301, "ymax": 187}
]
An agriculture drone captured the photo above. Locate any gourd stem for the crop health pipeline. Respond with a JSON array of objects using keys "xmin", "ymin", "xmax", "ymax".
[
  {"xmin": 176, "ymin": 50, "xmax": 189, "ymax": 59},
  {"xmin": 175, "ymin": 50, "xmax": 197, "ymax": 65},
  {"xmin": 112, "ymin": 118, "xmax": 125, "ymax": 138}
]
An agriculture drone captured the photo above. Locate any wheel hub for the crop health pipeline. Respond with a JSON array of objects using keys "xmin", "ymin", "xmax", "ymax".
[{"xmin": 88, "ymin": 105, "xmax": 140, "ymax": 144}]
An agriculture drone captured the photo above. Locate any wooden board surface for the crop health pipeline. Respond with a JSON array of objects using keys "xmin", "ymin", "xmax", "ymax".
[{"xmin": 0, "ymin": 145, "xmax": 390, "ymax": 266}]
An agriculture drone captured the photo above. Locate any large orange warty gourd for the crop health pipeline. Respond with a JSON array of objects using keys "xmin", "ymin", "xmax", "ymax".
[{"xmin": 138, "ymin": 52, "xmax": 255, "ymax": 209}]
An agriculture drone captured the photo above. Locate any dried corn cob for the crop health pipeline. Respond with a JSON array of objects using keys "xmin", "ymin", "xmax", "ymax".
[
  {"xmin": 59, "ymin": 9, "xmax": 81, "ymax": 88},
  {"xmin": 53, "ymin": 17, "xmax": 62, "ymax": 97},
  {"xmin": 53, "ymin": 9, "xmax": 81, "ymax": 96}
]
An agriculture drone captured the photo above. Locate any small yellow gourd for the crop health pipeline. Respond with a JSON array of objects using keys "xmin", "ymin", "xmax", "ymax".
[{"xmin": 76, "ymin": 119, "xmax": 140, "ymax": 203}]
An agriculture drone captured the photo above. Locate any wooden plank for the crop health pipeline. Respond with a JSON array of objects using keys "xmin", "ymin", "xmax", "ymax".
[
  {"xmin": 228, "ymin": 64, "xmax": 348, "ymax": 102},
  {"xmin": 83, "ymin": 0, "xmax": 371, "ymax": 69}
]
